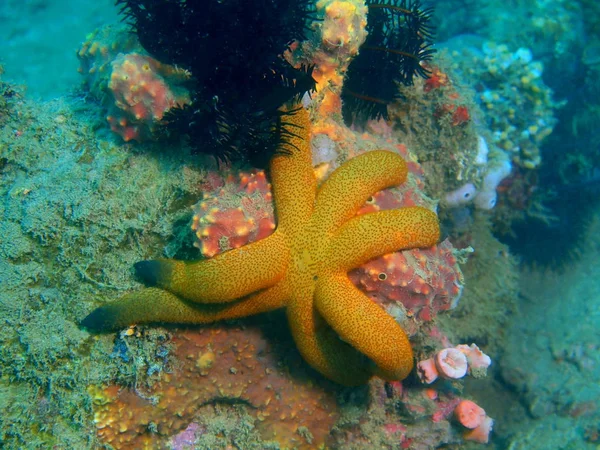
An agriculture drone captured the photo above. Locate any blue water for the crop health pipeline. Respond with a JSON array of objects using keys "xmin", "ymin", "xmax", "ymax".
[{"xmin": 0, "ymin": 1, "xmax": 598, "ymax": 449}]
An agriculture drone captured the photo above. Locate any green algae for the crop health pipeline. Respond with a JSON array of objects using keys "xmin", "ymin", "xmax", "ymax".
[{"xmin": 0, "ymin": 79, "xmax": 206, "ymax": 447}]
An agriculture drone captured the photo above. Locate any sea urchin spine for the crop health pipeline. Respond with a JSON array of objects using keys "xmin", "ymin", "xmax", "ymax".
[{"xmin": 341, "ymin": 0, "xmax": 436, "ymax": 125}]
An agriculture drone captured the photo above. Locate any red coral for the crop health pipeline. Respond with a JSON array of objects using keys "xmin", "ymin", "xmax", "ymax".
[
  {"xmin": 423, "ymin": 65, "xmax": 450, "ymax": 93},
  {"xmin": 451, "ymin": 105, "xmax": 470, "ymax": 126}
]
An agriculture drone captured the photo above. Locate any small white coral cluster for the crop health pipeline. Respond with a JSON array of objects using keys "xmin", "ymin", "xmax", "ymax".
[
  {"xmin": 443, "ymin": 135, "xmax": 512, "ymax": 210},
  {"xmin": 417, "ymin": 343, "xmax": 491, "ymax": 384}
]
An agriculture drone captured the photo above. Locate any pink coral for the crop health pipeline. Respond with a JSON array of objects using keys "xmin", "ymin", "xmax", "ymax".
[
  {"xmin": 454, "ymin": 400, "xmax": 486, "ymax": 429},
  {"xmin": 434, "ymin": 348, "xmax": 468, "ymax": 380},
  {"xmin": 463, "ymin": 415, "xmax": 494, "ymax": 444},
  {"xmin": 456, "ymin": 343, "xmax": 492, "ymax": 378},
  {"xmin": 77, "ymin": 25, "xmax": 191, "ymax": 142},
  {"xmin": 417, "ymin": 344, "xmax": 491, "ymax": 384},
  {"xmin": 191, "ymin": 170, "xmax": 275, "ymax": 257},
  {"xmin": 107, "ymin": 53, "xmax": 191, "ymax": 142},
  {"xmin": 417, "ymin": 358, "xmax": 439, "ymax": 384}
]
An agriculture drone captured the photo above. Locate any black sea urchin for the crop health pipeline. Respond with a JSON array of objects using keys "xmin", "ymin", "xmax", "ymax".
[
  {"xmin": 116, "ymin": 0, "xmax": 317, "ymax": 166},
  {"xmin": 341, "ymin": 0, "xmax": 436, "ymax": 126}
]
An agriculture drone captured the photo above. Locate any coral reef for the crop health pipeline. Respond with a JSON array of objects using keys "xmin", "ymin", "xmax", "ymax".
[
  {"xmin": 78, "ymin": 2, "xmax": 489, "ymax": 446},
  {"xmin": 4, "ymin": 1, "xmax": 568, "ymax": 448}
]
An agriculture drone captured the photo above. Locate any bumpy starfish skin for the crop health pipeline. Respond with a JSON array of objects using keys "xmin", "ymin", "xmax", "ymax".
[{"xmin": 82, "ymin": 106, "xmax": 440, "ymax": 386}]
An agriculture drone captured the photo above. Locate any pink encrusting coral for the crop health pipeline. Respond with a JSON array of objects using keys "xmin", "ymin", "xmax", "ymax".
[
  {"xmin": 106, "ymin": 53, "xmax": 191, "ymax": 142},
  {"xmin": 456, "ymin": 343, "xmax": 492, "ymax": 377},
  {"xmin": 77, "ymin": 25, "xmax": 192, "ymax": 142},
  {"xmin": 191, "ymin": 170, "xmax": 275, "ymax": 257}
]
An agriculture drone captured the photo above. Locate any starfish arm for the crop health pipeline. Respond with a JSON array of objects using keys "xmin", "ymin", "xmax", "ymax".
[
  {"xmin": 81, "ymin": 283, "xmax": 288, "ymax": 331},
  {"xmin": 286, "ymin": 294, "xmax": 372, "ymax": 386},
  {"xmin": 269, "ymin": 107, "xmax": 316, "ymax": 234},
  {"xmin": 327, "ymin": 207, "xmax": 440, "ymax": 271},
  {"xmin": 312, "ymin": 150, "xmax": 408, "ymax": 234},
  {"xmin": 315, "ymin": 274, "xmax": 414, "ymax": 381},
  {"xmin": 134, "ymin": 231, "xmax": 289, "ymax": 303}
]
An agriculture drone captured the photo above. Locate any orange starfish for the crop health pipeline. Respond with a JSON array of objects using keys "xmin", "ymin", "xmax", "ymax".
[{"xmin": 82, "ymin": 106, "xmax": 440, "ymax": 386}]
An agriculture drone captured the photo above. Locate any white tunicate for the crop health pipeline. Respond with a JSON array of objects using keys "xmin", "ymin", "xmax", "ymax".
[
  {"xmin": 444, "ymin": 183, "xmax": 477, "ymax": 207},
  {"xmin": 474, "ymin": 190, "xmax": 497, "ymax": 210},
  {"xmin": 482, "ymin": 159, "xmax": 512, "ymax": 192},
  {"xmin": 475, "ymin": 135, "xmax": 489, "ymax": 165}
]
